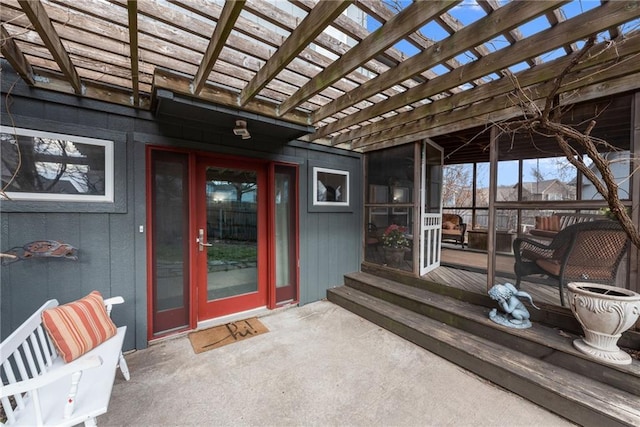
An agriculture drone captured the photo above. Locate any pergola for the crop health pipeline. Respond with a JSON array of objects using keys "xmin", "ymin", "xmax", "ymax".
[{"xmin": 1, "ymin": 0, "xmax": 639, "ymax": 153}]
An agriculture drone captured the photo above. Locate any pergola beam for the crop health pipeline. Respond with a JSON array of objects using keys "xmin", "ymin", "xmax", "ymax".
[
  {"xmin": 31, "ymin": 69, "xmax": 151, "ymax": 109},
  {"xmin": 356, "ymin": 70, "xmax": 640, "ymax": 152},
  {"xmin": 154, "ymin": 68, "xmax": 311, "ymax": 126},
  {"xmin": 332, "ymin": 34, "xmax": 640, "ymax": 147},
  {"xmin": 313, "ymin": 0, "xmax": 637, "ymax": 141},
  {"xmin": 191, "ymin": 0, "xmax": 245, "ymax": 96},
  {"xmin": 239, "ymin": 0, "xmax": 351, "ymax": 107},
  {"xmin": 545, "ymin": 8, "xmax": 578, "ymax": 54},
  {"xmin": 127, "ymin": 1, "xmax": 139, "ymax": 106},
  {"xmin": 434, "ymin": 12, "xmax": 489, "ymax": 67},
  {"xmin": 477, "ymin": 0, "xmax": 540, "ymax": 67},
  {"xmin": 277, "ymin": 0, "xmax": 458, "ymax": 116},
  {"xmin": 0, "ymin": 25, "xmax": 35, "ymax": 85},
  {"xmin": 358, "ymin": 0, "xmax": 476, "ymax": 77},
  {"xmin": 17, "ymin": 0, "xmax": 83, "ymax": 94},
  {"xmin": 310, "ymin": 0, "xmax": 565, "ymax": 129},
  {"xmin": 357, "ymin": 74, "xmax": 640, "ymax": 152}
]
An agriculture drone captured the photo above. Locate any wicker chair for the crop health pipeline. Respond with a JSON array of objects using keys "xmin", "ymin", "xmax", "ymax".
[{"xmin": 513, "ymin": 220, "xmax": 629, "ymax": 306}]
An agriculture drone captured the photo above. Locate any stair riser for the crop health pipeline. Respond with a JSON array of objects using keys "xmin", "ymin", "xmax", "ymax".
[
  {"xmin": 328, "ymin": 289, "xmax": 634, "ymax": 427},
  {"xmin": 344, "ymin": 276, "xmax": 640, "ymax": 396},
  {"xmin": 360, "ymin": 264, "xmax": 586, "ymax": 333},
  {"xmin": 345, "ymin": 276, "xmax": 555, "ymax": 358}
]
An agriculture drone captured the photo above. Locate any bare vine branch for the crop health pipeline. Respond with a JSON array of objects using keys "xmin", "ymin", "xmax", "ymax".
[{"xmin": 500, "ymin": 35, "xmax": 640, "ymax": 250}]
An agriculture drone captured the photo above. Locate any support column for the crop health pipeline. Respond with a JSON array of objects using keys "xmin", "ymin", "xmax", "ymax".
[
  {"xmin": 487, "ymin": 126, "xmax": 498, "ymax": 291},
  {"xmin": 631, "ymin": 93, "xmax": 639, "ymax": 298}
]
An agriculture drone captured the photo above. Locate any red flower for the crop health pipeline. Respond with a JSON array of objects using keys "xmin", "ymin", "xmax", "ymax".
[{"xmin": 382, "ymin": 224, "xmax": 409, "ymax": 248}]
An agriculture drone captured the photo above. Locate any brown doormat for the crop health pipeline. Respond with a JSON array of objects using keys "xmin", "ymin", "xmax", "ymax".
[{"xmin": 188, "ymin": 317, "xmax": 269, "ymax": 354}]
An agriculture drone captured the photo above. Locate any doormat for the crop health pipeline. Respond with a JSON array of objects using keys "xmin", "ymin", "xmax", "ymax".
[{"xmin": 188, "ymin": 317, "xmax": 269, "ymax": 354}]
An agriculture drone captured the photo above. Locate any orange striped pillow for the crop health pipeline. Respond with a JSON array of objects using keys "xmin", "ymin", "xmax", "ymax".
[
  {"xmin": 42, "ymin": 291, "xmax": 117, "ymax": 363},
  {"xmin": 535, "ymin": 215, "xmax": 561, "ymax": 231}
]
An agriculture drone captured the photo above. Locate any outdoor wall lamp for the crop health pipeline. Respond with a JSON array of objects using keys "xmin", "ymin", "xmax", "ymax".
[{"xmin": 233, "ymin": 120, "xmax": 251, "ymax": 139}]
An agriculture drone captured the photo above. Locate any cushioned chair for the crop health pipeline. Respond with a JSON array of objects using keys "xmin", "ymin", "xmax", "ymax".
[
  {"xmin": 513, "ymin": 220, "xmax": 629, "ymax": 306},
  {"xmin": 441, "ymin": 213, "xmax": 467, "ymax": 247},
  {"xmin": 366, "ymin": 223, "xmax": 382, "ymax": 262}
]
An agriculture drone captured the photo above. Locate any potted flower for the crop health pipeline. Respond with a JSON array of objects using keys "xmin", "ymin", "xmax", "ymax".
[{"xmin": 381, "ymin": 224, "xmax": 409, "ymax": 266}]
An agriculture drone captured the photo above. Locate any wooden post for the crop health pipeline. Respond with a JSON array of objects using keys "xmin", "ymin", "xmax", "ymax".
[
  {"xmin": 413, "ymin": 142, "xmax": 421, "ymax": 276},
  {"xmin": 632, "ymin": 92, "xmax": 640, "ymax": 330},
  {"xmin": 487, "ymin": 126, "xmax": 499, "ymax": 291}
]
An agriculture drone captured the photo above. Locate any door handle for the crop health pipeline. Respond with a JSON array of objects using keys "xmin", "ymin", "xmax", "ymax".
[{"xmin": 197, "ymin": 229, "xmax": 213, "ymax": 251}]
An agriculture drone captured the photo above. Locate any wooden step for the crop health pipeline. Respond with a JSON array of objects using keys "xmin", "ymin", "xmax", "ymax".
[
  {"xmin": 328, "ymin": 284, "xmax": 640, "ymax": 427},
  {"xmin": 343, "ymin": 271, "xmax": 640, "ymax": 396}
]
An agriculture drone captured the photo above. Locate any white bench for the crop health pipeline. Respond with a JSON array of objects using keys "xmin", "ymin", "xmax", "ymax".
[{"xmin": 1, "ymin": 297, "xmax": 129, "ymax": 426}]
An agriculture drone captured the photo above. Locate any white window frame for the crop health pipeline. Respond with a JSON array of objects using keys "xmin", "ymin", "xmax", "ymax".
[
  {"xmin": 312, "ymin": 166, "xmax": 349, "ymax": 207},
  {"xmin": 0, "ymin": 126, "xmax": 114, "ymax": 202}
]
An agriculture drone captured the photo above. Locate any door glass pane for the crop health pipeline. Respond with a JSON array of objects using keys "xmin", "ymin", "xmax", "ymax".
[
  {"xmin": 206, "ymin": 167, "xmax": 258, "ymax": 300},
  {"xmin": 152, "ymin": 151, "xmax": 189, "ymax": 334},
  {"xmin": 275, "ymin": 171, "xmax": 291, "ymax": 288}
]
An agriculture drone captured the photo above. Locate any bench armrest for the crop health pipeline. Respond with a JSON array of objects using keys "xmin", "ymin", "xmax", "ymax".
[
  {"xmin": 104, "ymin": 296, "xmax": 124, "ymax": 317},
  {"xmin": 103, "ymin": 296, "xmax": 124, "ymax": 306},
  {"xmin": 0, "ymin": 355, "xmax": 102, "ymax": 397},
  {"xmin": 514, "ymin": 236, "xmax": 553, "ymax": 251},
  {"xmin": 513, "ymin": 236, "xmax": 556, "ymax": 263}
]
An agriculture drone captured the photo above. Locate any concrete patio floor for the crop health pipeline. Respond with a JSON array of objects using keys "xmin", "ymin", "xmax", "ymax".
[{"xmin": 100, "ymin": 300, "xmax": 575, "ymax": 426}]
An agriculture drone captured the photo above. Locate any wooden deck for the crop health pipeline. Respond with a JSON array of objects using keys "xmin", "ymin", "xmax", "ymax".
[
  {"xmin": 364, "ymin": 244, "xmax": 563, "ymax": 306},
  {"xmin": 433, "ymin": 247, "xmax": 562, "ymax": 306}
]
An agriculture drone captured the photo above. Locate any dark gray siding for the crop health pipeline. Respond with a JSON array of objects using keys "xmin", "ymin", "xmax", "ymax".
[{"xmin": 1, "ymin": 70, "xmax": 362, "ymax": 351}]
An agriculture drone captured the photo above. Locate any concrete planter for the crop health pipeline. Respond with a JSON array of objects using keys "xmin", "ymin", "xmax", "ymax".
[
  {"xmin": 383, "ymin": 247, "xmax": 406, "ymax": 267},
  {"xmin": 567, "ymin": 282, "xmax": 640, "ymax": 365}
]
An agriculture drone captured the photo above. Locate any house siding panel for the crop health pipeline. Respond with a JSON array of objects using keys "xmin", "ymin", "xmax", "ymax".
[{"xmin": 1, "ymin": 78, "xmax": 362, "ymax": 351}]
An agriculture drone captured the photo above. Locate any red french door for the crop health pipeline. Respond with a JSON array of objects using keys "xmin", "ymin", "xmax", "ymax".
[
  {"xmin": 194, "ymin": 156, "xmax": 268, "ymax": 319},
  {"xmin": 148, "ymin": 148, "xmax": 298, "ymax": 339}
]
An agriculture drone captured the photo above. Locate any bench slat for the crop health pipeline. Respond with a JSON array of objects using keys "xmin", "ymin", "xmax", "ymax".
[
  {"xmin": 36, "ymin": 325, "xmax": 54, "ymax": 368},
  {"xmin": 9, "ymin": 350, "xmax": 29, "ymax": 411},
  {"xmin": 1, "ymin": 301, "xmax": 59, "ymax": 356},
  {"xmin": 21, "ymin": 340, "xmax": 39, "ymax": 380},
  {"xmin": 28, "ymin": 332, "xmax": 47, "ymax": 376}
]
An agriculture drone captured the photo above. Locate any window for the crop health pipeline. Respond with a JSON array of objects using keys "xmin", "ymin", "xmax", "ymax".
[
  {"xmin": 312, "ymin": 167, "xmax": 349, "ymax": 206},
  {"xmin": 442, "ymin": 163, "xmax": 473, "ymax": 208},
  {"xmin": 1, "ymin": 126, "xmax": 114, "ymax": 202},
  {"xmin": 580, "ymin": 151, "xmax": 631, "ymax": 200},
  {"xmin": 522, "ymin": 157, "xmax": 577, "ymax": 201}
]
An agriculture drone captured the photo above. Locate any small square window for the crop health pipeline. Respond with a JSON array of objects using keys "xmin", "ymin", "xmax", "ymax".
[{"xmin": 313, "ymin": 167, "xmax": 349, "ymax": 207}]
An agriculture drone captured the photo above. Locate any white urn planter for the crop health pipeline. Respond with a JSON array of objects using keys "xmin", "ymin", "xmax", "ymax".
[{"xmin": 567, "ymin": 282, "xmax": 640, "ymax": 365}]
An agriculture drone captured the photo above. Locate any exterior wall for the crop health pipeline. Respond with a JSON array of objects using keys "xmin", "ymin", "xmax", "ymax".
[{"xmin": 1, "ymin": 74, "xmax": 362, "ymax": 351}]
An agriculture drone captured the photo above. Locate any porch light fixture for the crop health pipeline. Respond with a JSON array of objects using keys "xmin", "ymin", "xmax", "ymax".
[{"xmin": 233, "ymin": 120, "xmax": 251, "ymax": 139}]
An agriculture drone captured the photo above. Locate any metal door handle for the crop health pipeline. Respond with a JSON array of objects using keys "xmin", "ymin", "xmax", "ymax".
[{"xmin": 197, "ymin": 229, "xmax": 213, "ymax": 251}]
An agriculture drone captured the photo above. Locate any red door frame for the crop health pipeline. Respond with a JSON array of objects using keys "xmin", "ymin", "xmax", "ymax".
[
  {"xmin": 268, "ymin": 163, "xmax": 300, "ymax": 307},
  {"xmin": 146, "ymin": 147, "xmax": 196, "ymax": 341},
  {"xmin": 147, "ymin": 147, "xmax": 300, "ymax": 339}
]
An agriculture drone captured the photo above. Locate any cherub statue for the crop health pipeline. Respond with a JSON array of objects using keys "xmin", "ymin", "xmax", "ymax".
[{"xmin": 488, "ymin": 282, "xmax": 539, "ymax": 329}]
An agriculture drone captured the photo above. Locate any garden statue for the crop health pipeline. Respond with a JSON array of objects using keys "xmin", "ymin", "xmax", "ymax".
[{"xmin": 488, "ymin": 282, "xmax": 539, "ymax": 329}]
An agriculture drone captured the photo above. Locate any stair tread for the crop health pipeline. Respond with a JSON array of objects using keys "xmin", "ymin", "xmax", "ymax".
[
  {"xmin": 344, "ymin": 271, "xmax": 640, "ymax": 378},
  {"xmin": 329, "ymin": 285, "xmax": 640, "ymax": 424}
]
